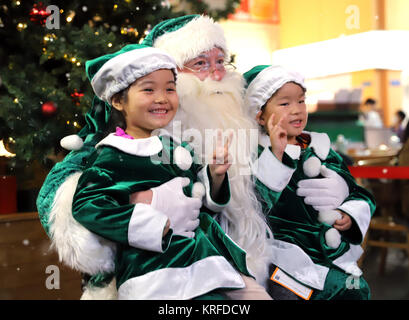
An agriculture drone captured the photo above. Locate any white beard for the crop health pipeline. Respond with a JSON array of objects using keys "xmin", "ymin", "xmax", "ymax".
[{"xmin": 165, "ymin": 71, "xmax": 273, "ymax": 285}]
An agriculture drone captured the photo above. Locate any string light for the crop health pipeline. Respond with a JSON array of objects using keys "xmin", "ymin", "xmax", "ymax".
[
  {"xmin": 0, "ymin": 140, "xmax": 16, "ymax": 158},
  {"xmin": 66, "ymin": 11, "xmax": 76, "ymax": 23},
  {"xmin": 108, "ymin": 42, "xmax": 113, "ymax": 47},
  {"xmin": 16, "ymin": 22, "xmax": 27, "ymax": 31}
]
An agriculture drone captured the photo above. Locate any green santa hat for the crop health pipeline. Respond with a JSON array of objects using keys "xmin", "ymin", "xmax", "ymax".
[
  {"xmin": 60, "ymin": 44, "xmax": 177, "ymax": 151},
  {"xmin": 142, "ymin": 14, "xmax": 229, "ymax": 68},
  {"xmin": 243, "ymin": 65, "xmax": 306, "ymax": 120}
]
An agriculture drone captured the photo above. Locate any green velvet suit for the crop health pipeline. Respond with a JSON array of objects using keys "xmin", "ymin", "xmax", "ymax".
[
  {"xmin": 253, "ymin": 132, "xmax": 376, "ymax": 300},
  {"xmin": 72, "ymin": 133, "xmax": 250, "ymax": 299}
]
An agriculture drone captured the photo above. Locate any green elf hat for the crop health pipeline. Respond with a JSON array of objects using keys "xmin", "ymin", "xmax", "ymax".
[
  {"xmin": 243, "ymin": 65, "xmax": 306, "ymax": 120},
  {"xmin": 60, "ymin": 44, "xmax": 177, "ymax": 151},
  {"xmin": 87, "ymin": 43, "xmax": 177, "ymax": 104},
  {"xmin": 142, "ymin": 14, "xmax": 229, "ymax": 68}
]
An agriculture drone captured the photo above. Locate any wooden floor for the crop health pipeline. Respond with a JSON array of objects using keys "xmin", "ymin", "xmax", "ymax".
[{"xmin": 0, "ymin": 212, "xmax": 82, "ymax": 300}]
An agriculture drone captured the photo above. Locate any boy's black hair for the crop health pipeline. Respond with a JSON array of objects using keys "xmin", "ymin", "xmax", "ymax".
[
  {"xmin": 397, "ymin": 110, "xmax": 406, "ymax": 121},
  {"xmin": 364, "ymin": 98, "xmax": 376, "ymax": 105}
]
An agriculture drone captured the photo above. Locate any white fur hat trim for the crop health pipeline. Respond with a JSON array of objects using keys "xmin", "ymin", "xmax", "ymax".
[
  {"xmin": 245, "ymin": 65, "xmax": 306, "ymax": 120},
  {"xmin": 91, "ymin": 47, "xmax": 177, "ymax": 104},
  {"xmin": 153, "ymin": 15, "xmax": 229, "ymax": 68}
]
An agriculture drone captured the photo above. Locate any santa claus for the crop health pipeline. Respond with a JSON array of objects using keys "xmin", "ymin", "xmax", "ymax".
[{"xmin": 37, "ymin": 14, "xmax": 350, "ymax": 299}]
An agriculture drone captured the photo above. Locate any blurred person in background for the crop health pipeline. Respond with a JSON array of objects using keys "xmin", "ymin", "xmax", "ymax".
[
  {"xmin": 391, "ymin": 110, "xmax": 406, "ymax": 142},
  {"xmin": 360, "ymin": 98, "xmax": 383, "ymax": 128}
]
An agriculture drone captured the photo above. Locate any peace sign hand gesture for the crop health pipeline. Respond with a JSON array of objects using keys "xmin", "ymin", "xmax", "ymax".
[
  {"xmin": 209, "ymin": 129, "xmax": 233, "ymax": 177},
  {"xmin": 267, "ymin": 113, "xmax": 288, "ymax": 162}
]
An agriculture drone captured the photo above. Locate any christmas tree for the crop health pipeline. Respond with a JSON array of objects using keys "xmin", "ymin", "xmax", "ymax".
[{"xmin": 0, "ymin": 0, "xmax": 240, "ymax": 176}]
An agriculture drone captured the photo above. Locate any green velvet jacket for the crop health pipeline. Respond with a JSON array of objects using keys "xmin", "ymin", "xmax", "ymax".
[
  {"xmin": 72, "ymin": 133, "xmax": 250, "ymax": 299},
  {"xmin": 252, "ymin": 132, "xmax": 376, "ymax": 291}
]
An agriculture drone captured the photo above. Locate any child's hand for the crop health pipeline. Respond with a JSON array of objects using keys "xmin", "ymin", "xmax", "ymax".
[
  {"xmin": 208, "ymin": 130, "xmax": 232, "ymax": 200},
  {"xmin": 209, "ymin": 130, "xmax": 233, "ymax": 178},
  {"xmin": 333, "ymin": 211, "xmax": 352, "ymax": 231},
  {"xmin": 267, "ymin": 113, "xmax": 288, "ymax": 162}
]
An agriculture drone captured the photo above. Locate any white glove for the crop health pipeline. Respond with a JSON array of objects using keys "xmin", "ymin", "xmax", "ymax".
[
  {"xmin": 151, "ymin": 177, "xmax": 201, "ymax": 238},
  {"xmin": 296, "ymin": 165, "xmax": 349, "ymax": 211}
]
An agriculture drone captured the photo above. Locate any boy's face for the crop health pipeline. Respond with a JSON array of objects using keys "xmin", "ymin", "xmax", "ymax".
[
  {"xmin": 112, "ymin": 69, "xmax": 178, "ymax": 138},
  {"xmin": 257, "ymin": 82, "xmax": 307, "ymax": 144}
]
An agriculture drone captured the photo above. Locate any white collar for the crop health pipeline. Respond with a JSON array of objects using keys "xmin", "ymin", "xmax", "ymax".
[
  {"xmin": 259, "ymin": 131, "xmax": 331, "ymax": 160},
  {"xmin": 259, "ymin": 133, "xmax": 301, "ymax": 160},
  {"xmin": 307, "ymin": 131, "xmax": 331, "ymax": 160},
  {"xmin": 95, "ymin": 133, "xmax": 163, "ymax": 156}
]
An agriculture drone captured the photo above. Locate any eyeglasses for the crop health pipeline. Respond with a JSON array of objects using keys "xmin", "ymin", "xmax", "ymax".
[{"xmin": 183, "ymin": 60, "xmax": 236, "ymax": 73}]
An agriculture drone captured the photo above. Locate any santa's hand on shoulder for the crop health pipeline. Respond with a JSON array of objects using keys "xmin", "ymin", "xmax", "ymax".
[{"xmin": 296, "ymin": 165, "xmax": 349, "ymax": 211}]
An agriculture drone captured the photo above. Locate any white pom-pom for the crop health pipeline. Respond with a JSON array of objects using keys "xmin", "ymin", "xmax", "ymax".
[
  {"xmin": 174, "ymin": 146, "xmax": 193, "ymax": 171},
  {"xmin": 318, "ymin": 210, "xmax": 342, "ymax": 226},
  {"xmin": 325, "ymin": 228, "xmax": 341, "ymax": 249},
  {"xmin": 303, "ymin": 156, "xmax": 321, "ymax": 177},
  {"xmin": 60, "ymin": 134, "xmax": 84, "ymax": 151},
  {"xmin": 192, "ymin": 182, "xmax": 206, "ymax": 200}
]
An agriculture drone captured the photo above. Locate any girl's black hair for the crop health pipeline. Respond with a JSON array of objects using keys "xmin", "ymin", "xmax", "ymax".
[{"xmin": 102, "ymin": 87, "xmax": 129, "ymax": 138}]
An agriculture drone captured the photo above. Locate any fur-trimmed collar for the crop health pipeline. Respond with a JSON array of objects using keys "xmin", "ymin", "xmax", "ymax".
[
  {"xmin": 96, "ymin": 133, "xmax": 163, "ymax": 156},
  {"xmin": 259, "ymin": 131, "xmax": 331, "ymax": 160}
]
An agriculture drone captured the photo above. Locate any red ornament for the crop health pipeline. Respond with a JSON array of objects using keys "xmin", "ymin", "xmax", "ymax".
[
  {"xmin": 70, "ymin": 90, "xmax": 85, "ymax": 106},
  {"xmin": 41, "ymin": 101, "xmax": 57, "ymax": 116},
  {"xmin": 29, "ymin": 2, "xmax": 51, "ymax": 25}
]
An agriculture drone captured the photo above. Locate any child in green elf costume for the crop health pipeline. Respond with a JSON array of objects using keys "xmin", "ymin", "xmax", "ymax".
[
  {"xmin": 70, "ymin": 44, "xmax": 268, "ymax": 300},
  {"xmin": 244, "ymin": 65, "xmax": 376, "ymax": 300}
]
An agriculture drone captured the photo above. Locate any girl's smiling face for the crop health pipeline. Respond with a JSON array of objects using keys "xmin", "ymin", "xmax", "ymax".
[
  {"xmin": 112, "ymin": 69, "xmax": 178, "ymax": 139},
  {"xmin": 257, "ymin": 82, "xmax": 307, "ymax": 144}
]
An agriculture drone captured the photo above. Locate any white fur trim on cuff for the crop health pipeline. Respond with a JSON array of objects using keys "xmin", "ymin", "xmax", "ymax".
[
  {"xmin": 128, "ymin": 203, "xmax": 169, "ymax": 252},
  {"xmin": 332, "ymin": 245, "xmax": 363, "ymax": 277},
  {"xmin": 197, "ymin": 165, "xmax": 230, "ymax": 212},
  {"xmin": 337, "ymin": 200, "xmax": 372, "ymax": 241}
]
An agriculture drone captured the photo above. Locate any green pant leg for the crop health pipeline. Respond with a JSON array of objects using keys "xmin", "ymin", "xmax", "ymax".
[{"xmin": 311, "ymin": 267, "xmax": 370, "ymax": 300}]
